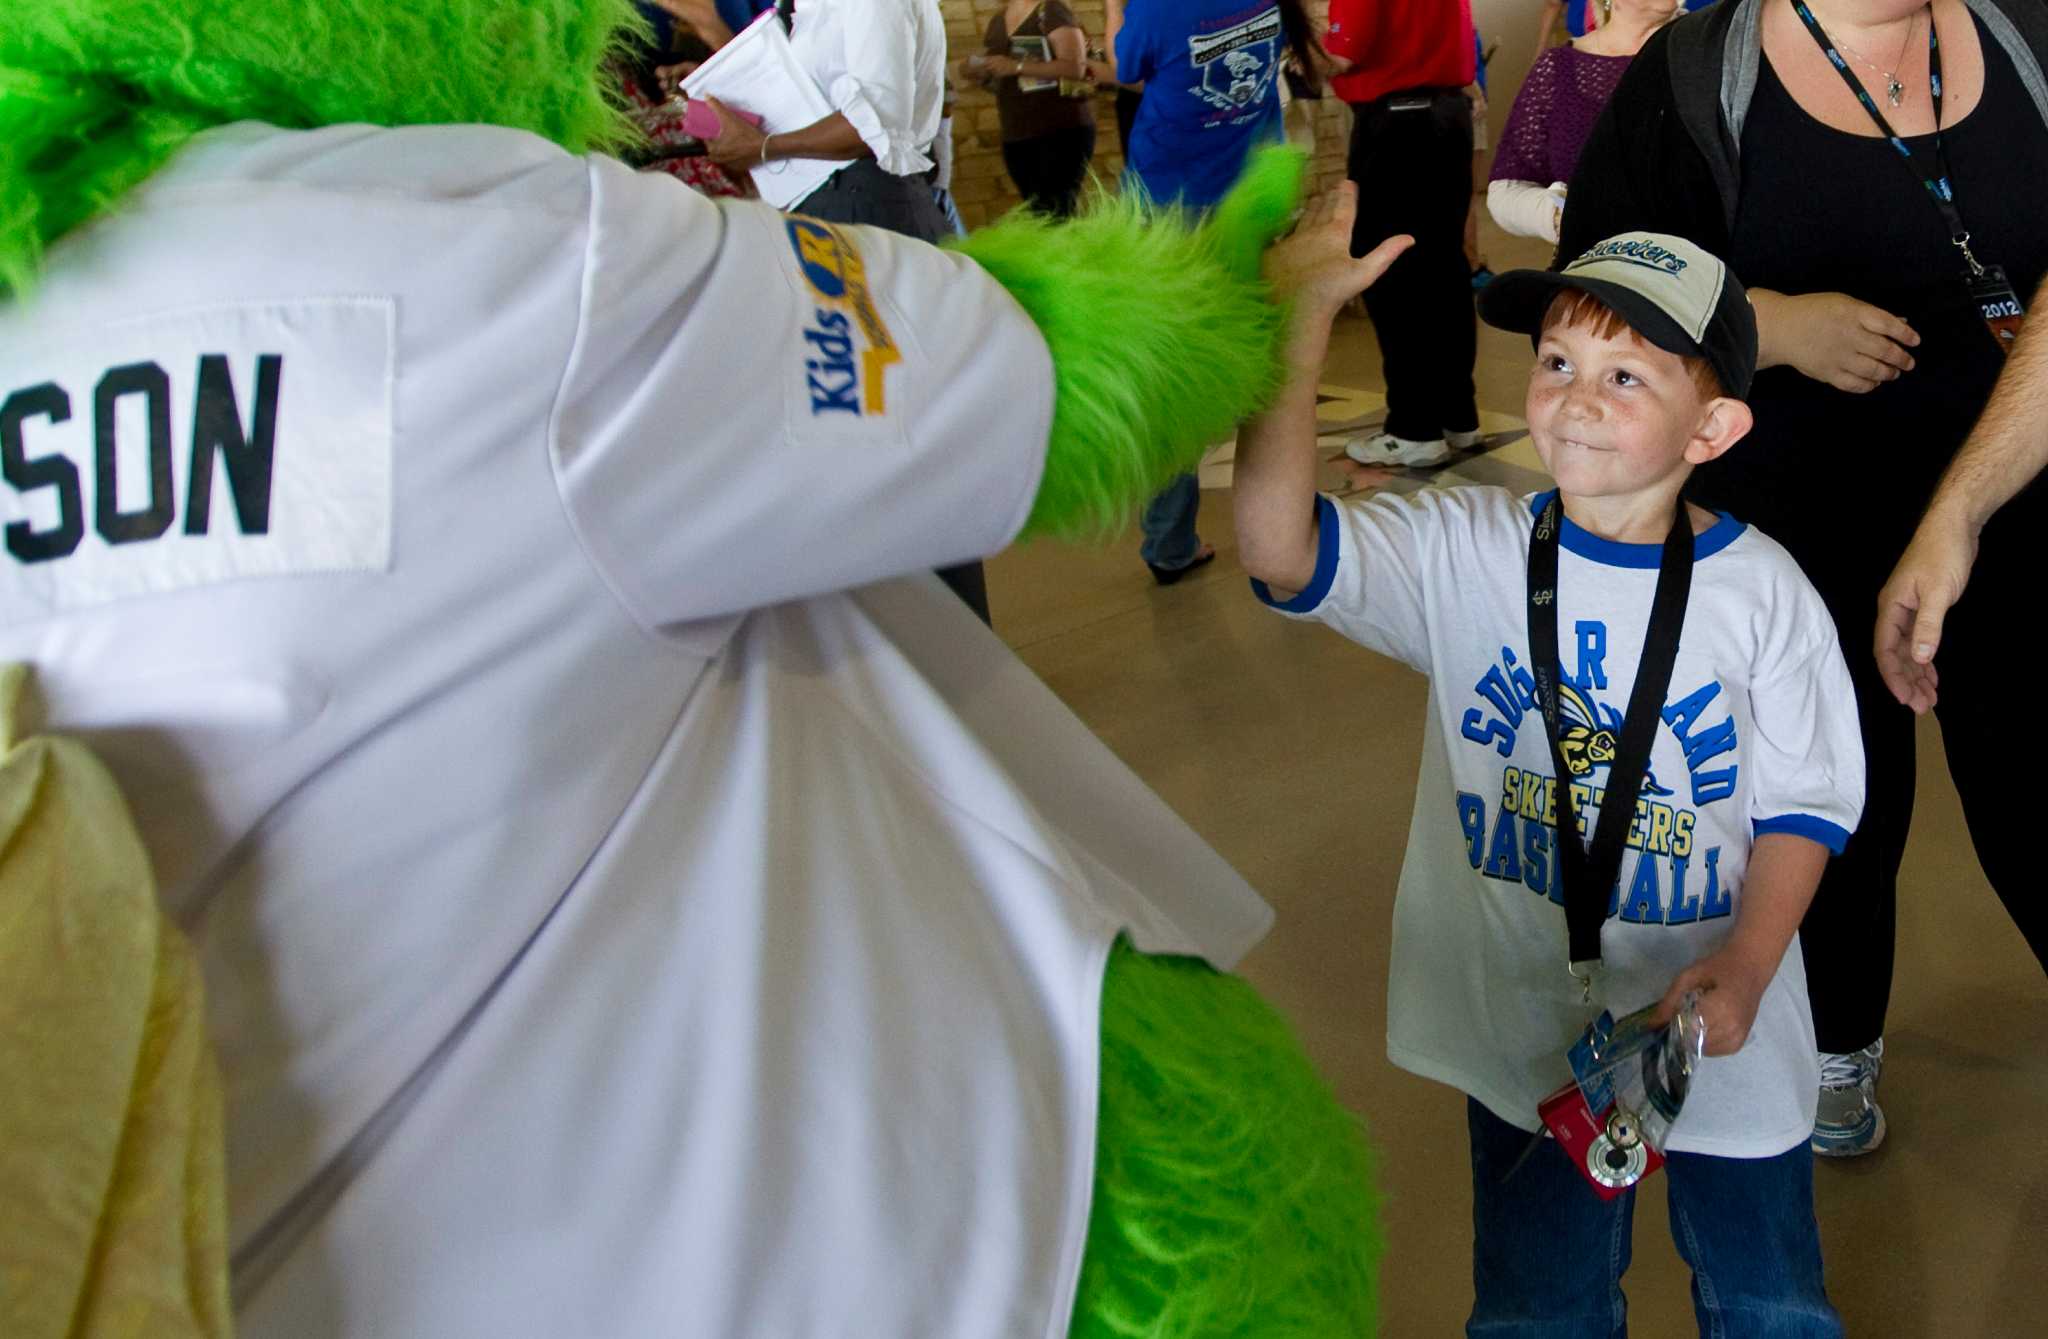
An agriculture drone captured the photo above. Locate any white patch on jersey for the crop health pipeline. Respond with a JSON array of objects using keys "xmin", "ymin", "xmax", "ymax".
[{"xmin": 0, "ymin": 297, "xmax": 393, "ymax": 618}]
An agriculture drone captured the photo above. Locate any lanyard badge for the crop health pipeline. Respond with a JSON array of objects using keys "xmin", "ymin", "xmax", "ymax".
[
  {"xmin": 1791, "ymin": 2, "xmax": 2027, "ymax": 353},
  {"xmin": 1969, "ymin": 264, "xmax": 2027, "ymax": 354}
]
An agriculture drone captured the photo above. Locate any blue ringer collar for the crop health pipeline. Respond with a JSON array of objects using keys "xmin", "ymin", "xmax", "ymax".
[{"xmin": 1528, "ymin": 491, "xmax": 1746, "ymax": 569}]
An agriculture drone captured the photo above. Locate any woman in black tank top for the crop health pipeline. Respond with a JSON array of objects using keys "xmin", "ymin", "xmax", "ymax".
[{"xmin": 1563, "ymin": 0, "xmax": 2048, "ymax": 1163}]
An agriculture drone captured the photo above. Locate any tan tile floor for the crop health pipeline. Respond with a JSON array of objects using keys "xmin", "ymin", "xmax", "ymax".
[{"xmin": 986, "ymin": 221, "xmax": 2048, "ymax": 1336}]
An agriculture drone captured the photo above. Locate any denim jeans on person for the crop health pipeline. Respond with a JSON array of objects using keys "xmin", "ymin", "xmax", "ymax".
[
  {"xmin": 1139, "ymin": 471, "xmax": 1203, "ymax": 570},
  {"xmin": 1120, "ymin": 155, "xmax": 1236, "ymax": 577},
  {"xmin": 1466, "ymin": 1099, "xmax": 1842, "ymax": 1338}
]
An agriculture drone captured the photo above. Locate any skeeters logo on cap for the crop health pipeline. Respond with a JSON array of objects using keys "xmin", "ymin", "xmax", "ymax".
[
  {"xmin": 1562, "ymin": 234, "xmax": 1718, "ymax": 344},
  {"xmin": 1478, "ymin": 230, "xmax": 1759, "ymax": 397},
  {"xmin": 1577, "ymin": 237, "xmax": 1689, "ymax": 275}
]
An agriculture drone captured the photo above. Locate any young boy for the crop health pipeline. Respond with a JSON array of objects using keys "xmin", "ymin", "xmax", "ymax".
[{"xmin": 1243, "ymin": 206, "xmax": 1865, "ymax": 1335}]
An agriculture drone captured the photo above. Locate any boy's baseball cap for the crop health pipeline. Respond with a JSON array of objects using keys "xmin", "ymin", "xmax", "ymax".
[{"xmin": 1477, "ymin": 232, "xmax": 1757, "ymax": 397}]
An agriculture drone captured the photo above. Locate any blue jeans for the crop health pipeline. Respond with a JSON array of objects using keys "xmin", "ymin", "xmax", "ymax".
[
  {"xmin": 1139, "ymin": 472, "xmax": 1202, "ymax": 569},
  {"xmin": 1467, "ymin": 1099, "xmax": 1842, "ymax": 1339}
]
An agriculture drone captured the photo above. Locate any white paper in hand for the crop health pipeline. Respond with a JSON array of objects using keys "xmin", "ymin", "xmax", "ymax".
[{"xmin": 681, "ymin": 11, "xmax": 842, "ymax": 209}]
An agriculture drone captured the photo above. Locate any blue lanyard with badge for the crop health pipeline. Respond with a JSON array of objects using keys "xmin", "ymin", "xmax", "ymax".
[
  {"xmin": 1502, "ymin": 496, "xmax": 1708, "ymax": 1197},
  {"xmin": 1792, "ymin": 0, "xmax": 2026, "ymax": 353}
]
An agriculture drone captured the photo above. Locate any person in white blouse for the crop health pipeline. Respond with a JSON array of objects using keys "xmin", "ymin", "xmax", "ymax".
[{"xmin": 702, "ymin": 0, "xmax": 947, "ymax": 241}]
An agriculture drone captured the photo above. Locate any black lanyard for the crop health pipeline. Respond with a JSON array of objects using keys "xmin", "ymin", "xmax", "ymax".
[
  {"xmin": 777, "ymin": 0, "xmax": 794, "ymax": 32},
  {"xmin": 1790, "ymin": 1, "xmax": 1988, "ymax": 277},
  {"xmin": 1526, "ymin": 495, "xmax": 1694, "ymax": 998}
]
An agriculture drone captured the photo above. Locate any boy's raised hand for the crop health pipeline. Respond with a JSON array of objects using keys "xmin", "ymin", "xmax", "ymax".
[{"xmin": 1263, "ymin": 183, "xmax": 1412, "ymax": 325}]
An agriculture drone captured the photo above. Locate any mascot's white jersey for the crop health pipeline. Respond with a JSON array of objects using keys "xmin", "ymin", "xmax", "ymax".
[{"xmin": 0, "ymin": 124, "xmax": 1272, "ymax": 1337}]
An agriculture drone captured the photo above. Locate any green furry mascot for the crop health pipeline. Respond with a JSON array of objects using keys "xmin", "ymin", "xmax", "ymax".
[{"xmin": 0, "ymin": 3, "xmax": 1379, "ymax": 1335}]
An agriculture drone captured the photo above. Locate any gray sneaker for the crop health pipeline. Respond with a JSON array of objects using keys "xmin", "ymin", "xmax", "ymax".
[{"xmin": 1811, "ymin": 1039, "xmax": 1886, "ymax": 1157}]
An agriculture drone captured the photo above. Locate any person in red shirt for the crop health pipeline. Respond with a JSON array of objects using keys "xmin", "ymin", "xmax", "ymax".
[{"xmin": 1324, "ymin": 0, "xmax": 1484, "ymax": 469}]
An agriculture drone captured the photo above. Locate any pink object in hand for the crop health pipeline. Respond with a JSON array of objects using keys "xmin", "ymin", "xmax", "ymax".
[{"xmin": 683, "ymin": 99, "xmax": 763, "ymax": 140}]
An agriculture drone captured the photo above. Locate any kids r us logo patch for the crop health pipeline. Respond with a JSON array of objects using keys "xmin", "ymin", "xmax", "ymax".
[{"xmin": 784, "ymin": 218, "xmax": 902, "ymax": 417}]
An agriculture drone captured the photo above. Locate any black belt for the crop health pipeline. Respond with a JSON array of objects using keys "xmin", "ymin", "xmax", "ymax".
[{"xmin": 1368, "ymin": 85, "xmax": 1465, "ymax": 108}]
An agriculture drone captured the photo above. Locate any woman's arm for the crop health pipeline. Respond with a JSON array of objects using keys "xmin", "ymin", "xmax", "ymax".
[
  {"xmin": 1487, "ymin": 55, "xmax": 1565, "ymax": 243},
  {"xmin": 956, "ymin": 52, "xmax": 996, "ymax": 88},
  {"xmin": 1486, "ymin": 179, "xmax": 1565, "ymax": 243},
  {"xmin": 981, "ymin": 25, "xmax": 1091, "ymax": 83},
  {"xmin": 701, "ymin": 102, "xmax": 871, "ymax": 171},
  {"xmin": 1104, "ymin": 0, "xmax": 1131, "ymax": 83},
  {"xmin": 1531, "ymin": 0, "xmax": 1565, "ymax": 63},
  {"xmin": 1747, "ymin": 288, "xmax": 1918, "ymax": 392}
]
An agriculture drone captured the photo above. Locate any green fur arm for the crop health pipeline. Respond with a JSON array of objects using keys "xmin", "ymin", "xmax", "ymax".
[
  {"xmin": 1, "ymin": 0, "xmax": 643, "ymax": 296},
  {"xmin": 949, "ymin": 148, "xmax": 1308, "ymax": 542},
  {"xmin": 1074, "ymin": 940, "xmax": 1381, "ymax": 1338}
]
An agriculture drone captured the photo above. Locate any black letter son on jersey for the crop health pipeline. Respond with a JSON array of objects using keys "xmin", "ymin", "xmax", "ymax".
[{"xmin": 0, "ymin": 299, "xmax": 393, "ymax": 616}]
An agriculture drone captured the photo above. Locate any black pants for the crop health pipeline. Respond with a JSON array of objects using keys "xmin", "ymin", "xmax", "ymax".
[
  {"xmin": 1932, "ymin": 514, "xmax": 2048, "ymax": 972},
  {"xmin": 1707, "ymin": 481, "xmax": 2048, "ymax": 1052},
  {"xmin": 796, "ymin": 159, "xmax": 949, "ymax": 244},
  {"xmin": 1794, "ymin": 576, "xmax": 1912, "ymax": 1054},
  {"xmin": 796, "ymin": 160, "xmax": 991, "ymax": 625},
  {"xmin": 1002, "ymin": 125, "xmax": 1096, "ymax": 219},
  {"xmin": 1115, "ymin": 87, "xmax": 1142, "ymax": 160},
  {"xmin": 1344, "ymin": 90, "xmax": 1478, "ymax": 442}
]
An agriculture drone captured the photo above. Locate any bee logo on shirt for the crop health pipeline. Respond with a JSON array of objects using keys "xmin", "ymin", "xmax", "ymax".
[
  {"xmin": 785, "ymin": 218, "xmax": 902, "ymax": 418},
  {"xmin": 1551, "ymin": 679, "xmax": 1675, "ymax": 798}
]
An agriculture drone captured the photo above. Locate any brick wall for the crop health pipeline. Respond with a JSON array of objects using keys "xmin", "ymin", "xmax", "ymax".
[{"xmin": 941, "ymin": 0, "xmax": 1354, "ymax": 230}]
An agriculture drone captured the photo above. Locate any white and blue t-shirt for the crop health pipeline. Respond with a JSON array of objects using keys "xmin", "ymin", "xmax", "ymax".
[
  {"xmin": 1256, "ymin": 486, "xmax": 1865, "ymax": 1158},
  {"xmin": 1116, "ymin": 0, "xmax": 1285, "ymax": 209}
]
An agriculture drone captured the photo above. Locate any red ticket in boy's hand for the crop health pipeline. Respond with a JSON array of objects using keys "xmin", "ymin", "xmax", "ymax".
[{"xmin": 683, "ymin": 98, "xmax": 764, "ymax": 140}]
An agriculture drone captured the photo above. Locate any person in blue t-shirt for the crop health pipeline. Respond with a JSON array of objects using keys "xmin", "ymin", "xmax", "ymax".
[
  {"xmin": 1105, "ymin": 0, "xmax": 1307, "ymax": 582},
  {"xmin": 1107, "ymin": 0, "xmax": 1290, "ymax": 210}
]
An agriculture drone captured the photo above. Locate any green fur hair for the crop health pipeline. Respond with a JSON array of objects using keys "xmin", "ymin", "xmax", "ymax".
[
  {"xmin": 0, "ymin": 0, "xmax": 644, "ymax": 295},
  {"xmin": 950, "ymin": 148, "xmax": 1308, "ymax": 542},
  {"xmin": 1075, "ymin": 939, "xmax": 1381, "ymax": 1339}
]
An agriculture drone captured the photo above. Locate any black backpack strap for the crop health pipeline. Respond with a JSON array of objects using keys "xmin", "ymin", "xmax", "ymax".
[
  {"xmin": 1663, "ymin": 0, "xmax": 1749, "ymax": 238},
  {"xmin": 1971, "ymin": 0, "xmax": 2048, "ymax": 138}
]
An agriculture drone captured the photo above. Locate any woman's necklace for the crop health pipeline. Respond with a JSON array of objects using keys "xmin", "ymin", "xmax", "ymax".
[{"xmin": 1814, "ymin": 4, "xmax": 1924, "ymax": 107}]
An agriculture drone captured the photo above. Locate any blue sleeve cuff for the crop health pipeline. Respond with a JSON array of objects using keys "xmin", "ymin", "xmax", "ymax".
[
  {"xmin": 1753, "ymin": 814, "xmax": 1853, "ymax": 855},
  {"xmin": 1250, "ymin": 494, "xmax": 1339, "ymax": 614}
]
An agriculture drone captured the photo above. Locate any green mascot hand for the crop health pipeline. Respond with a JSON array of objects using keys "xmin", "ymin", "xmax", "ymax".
[{"xmin": 948, "ymin": 146, "xmax": 1311, "ymax": 542}]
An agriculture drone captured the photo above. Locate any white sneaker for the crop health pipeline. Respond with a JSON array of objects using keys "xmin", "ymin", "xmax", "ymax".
[
  {"xmin": 1344, "ymin": 431, "xmax": 1453, "ymax": 468},
  {"xmin": 1343, "ymin": 428, "xmax": 1485, "ymax": 469}
]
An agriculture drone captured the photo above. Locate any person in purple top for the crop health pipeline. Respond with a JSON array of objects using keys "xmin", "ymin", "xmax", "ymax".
[{"xmin": 1488, "ymin": 0, "xmax": 1680, "ymax": 246}]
